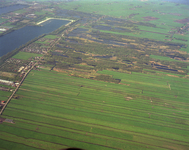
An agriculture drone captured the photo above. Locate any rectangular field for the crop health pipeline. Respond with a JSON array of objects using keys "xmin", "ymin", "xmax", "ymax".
[
  {"xmin": 0, "ymin": 68, "xmax": 189, "ymax": 150},
  {"xmin": 1, "ymin": 0, "xmax": 189, "ymax": 149},
  {"xmin": 12, "ymin": 52, "xmax": 43, "ymax": 60}
]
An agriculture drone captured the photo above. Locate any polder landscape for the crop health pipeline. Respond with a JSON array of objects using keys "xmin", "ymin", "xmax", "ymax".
[{"xmin": 0, "ymin": 0, "xmax": 189, "ymax": 149}]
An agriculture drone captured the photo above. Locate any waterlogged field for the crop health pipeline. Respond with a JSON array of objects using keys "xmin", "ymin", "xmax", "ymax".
[{"xmin": 1, "ymin": 69, "xmax": 189, "ymax": 150}]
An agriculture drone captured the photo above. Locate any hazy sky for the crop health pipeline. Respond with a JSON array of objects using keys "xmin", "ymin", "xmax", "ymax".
[{"xmin": 164, "ymin": 0, "xmax": 189, "ymax": 5}]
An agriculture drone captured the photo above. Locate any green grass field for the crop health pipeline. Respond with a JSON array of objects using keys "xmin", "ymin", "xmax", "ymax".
[
  {"xmin": 1, "ymin": 0, "xmax": 189, "ymax": 149},
  {"xmin": 56, "ymin": 0, "xmax": 188, "ymax": 22},
  {"xmin": 143, "ymin": 69, "xmax": 185, "ymax": 77},
  {"xmin": 179, "ymin": 47, "xmax": 189, "ymax": 53},
  {"xmin": 100, "ymin": 30, "xmax": 169, "ymax": 41},
  {"xmin": 12, "ymin": 52, "xmax": 43, "ymax": 60},
  {"xmin": 1, "ymin": 68, "xmax": 189, "ymax": 150},
  {"xmin": 2, "ymin": 22, "xmax": 14, "ymax": 27},
  {"xmin": 57, "ymin": 0, "xmax": 188, "ymax": 45},
  {"xmin": 150, "ymin": 55, "xmax": 186, "ymax": 63},
  {"xmin": 44, "ymin": 35, "xmax": 58, "ymax": 39},
  {"xmin": 35, "ymin": 40, "xmax": 48, "ymax": 44},
  {"xmin": 0, "ymin": 18, "xmax": 8, "ymax": 24}
]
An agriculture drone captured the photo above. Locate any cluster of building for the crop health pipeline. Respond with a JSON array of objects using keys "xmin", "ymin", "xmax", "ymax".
[
  {"xmin": 26, "ymin": 13, "xmax": 37, "ymax": 18},
  {"xmin": 0, "ymin": 101, "xmax": 5, "ymax": 109},
  {"xmin": 177, "ymin": 23, "xmax": 189, "ymax": 35},
  {"xmin": 1, "ymin": 58, "xmax": 27, "ymax": 73},
  {"xmin": 17, "ymin": 61, "xmax": 35, "ymax": 77},
  {"xmin": 22, "ymin": 43, "xmax": 48, "ymax": 54},
  {"xmin": 0, "ymin": 1, "xmax": 49, "ymax": 27},
  {"xmin": 0, "ymin": 79, "xmax": 14, "ymax": 86},
  {"xmin": 0, "ymin": 28, "xmax": 7, "ymax": 32},
  {"xmin": 0, "ymin": 79, "xmax": 19, "ymax": 87},
  {"xmin": 1, "ymin": 12, "xmax": 25, "ymax": 26},
  {"xmin": 0, "ymin": 117, "xmax": 14, "ymax": 124},
  {"xmin": 0, "ymin": 26, "xmax": 11, "ymax": 32}
]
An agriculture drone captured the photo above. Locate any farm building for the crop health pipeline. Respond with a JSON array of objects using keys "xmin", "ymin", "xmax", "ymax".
[
  {"xmin": 0, "ymin": 79, "xmax": 14, "ymax": 86},
  {"xmin": 0, "ymin": 118, "xmax": 5, "ymax": 124},
  {"xmin": 0, "ymin": 101, "xmax": 5, "ymax": 109},
  {"xmin": 0, "ymin": 28, "xmax": 6, "ymax": 32},
  {"xmin": 1, "ymin": 101, "xmax": 5, "ymax": 104},
  {"xmin": 4, "ymin": 119, "xmax": 14, "ymax": 124},
  {"xmin": 15, "ymin": 83, "xmax": 19, "ymax": 87},
  {"xmin": 18, "ymin": 66, "xmax": 25, "ymax": 72}
]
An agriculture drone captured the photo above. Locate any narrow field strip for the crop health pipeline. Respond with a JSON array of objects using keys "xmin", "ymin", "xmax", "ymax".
[
  {"xmin": 14, "ymin": 94, "xmax": 189, "ymax": 124},
  {"xmin": 0, "ymin": 123, "xmax": 144, "ymax": 150},
  {"xmin": 0, "ymin": 131, "xmax": 68, "ymax": 150},
  {"xmin": 25, "ymin": 73, "xmax": 189, "ymax": 101},
  {"xmin": 0, "ymin": 138, "xmax": 42, "ymax": 150},
  {"xmin": 15, "ymin": 88, "xmax": 187, "ymax": 122},
  {"xmin": 24, "ymin": 72, "xmax": 189, "ymax": 105},
  {"xmin": 10, "ymin": 98, "xmax": 189, "ymax": 131},
  {"xmin": 22, "ymin": 79, "xmax": 177, "ymax": 102},
  {"xmin": 13, "ymin": 119, "xmax": 189, "ymax": 150},
  {"xmin": 3, "ymin": 112, "xmax": 189, "ymax": 149},
  {"xmin": 1, "ymin": 120, "xmax": 182, "ymax": 150},
  {"xmin": 20, "ymin": 82, "xmax": 189, "ymax": 112},
  {"xmin": 20, "ymin": 79, "xmax": 186, "ymax": 109},
  {"xmin": 12, "ymin": 116, "xmax": 189, "ymax": 148},
  {"xmin": 3, "ymin": 111, "xmax": 189, "ymax": 150},
  {"xmin": 18, "ymin": 83, "xmax": 189, "ymax": 118},
  {"xmin": 7, "ymin": 102, "xmax": 189, "ymax": 138},
  {"xmin": 3, "ymin": 107, "xmax": 189, "ymax": 144},
  {"xmin": 0, "ymin": 123, "xmax": 117, "ymax": 150},
  {"xmin": 2, "ymin": 69, "xmax": 189, "ymax": 149}
]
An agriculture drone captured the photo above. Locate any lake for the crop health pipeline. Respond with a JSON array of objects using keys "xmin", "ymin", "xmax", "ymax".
[
  {"xmin": 0, "ymin": 19, "xmax": 70, "ymax": 57},
  {"xmin": 0, "ymin": 4, "xmax": 26, "ymax": 15}
]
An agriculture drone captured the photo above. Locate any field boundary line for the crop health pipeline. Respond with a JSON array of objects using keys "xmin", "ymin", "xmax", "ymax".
[{"xmin": 0, "ymin": 61, "xmax": 38, "ymax": 115}]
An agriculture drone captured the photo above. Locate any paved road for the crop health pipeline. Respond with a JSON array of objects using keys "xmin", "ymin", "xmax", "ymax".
[{"xmin": 0, "ymin": 62, "xmax": 37, "ymax": 115}]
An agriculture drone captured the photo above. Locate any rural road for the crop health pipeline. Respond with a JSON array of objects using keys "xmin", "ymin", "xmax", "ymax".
[{"xmin": 0, "ymin": 61, "xmax": 38, "ymax": 115}]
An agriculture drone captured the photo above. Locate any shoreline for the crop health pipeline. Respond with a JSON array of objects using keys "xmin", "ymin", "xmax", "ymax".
[
  {"xmin": 36, "ymin": 18, "xmax": 74, "ymax": 26},
  {"xmin": 0, "ymin": 18, "xmax": 75, "ymax": 59}
]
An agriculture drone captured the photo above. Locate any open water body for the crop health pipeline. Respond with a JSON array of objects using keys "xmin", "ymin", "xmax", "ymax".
[
  {"xmin": 0, "ymin": 4, "xmax": 26, "ymax": 15},
  {"xmin": 0, "ymin": 19, "xmax": 70, "ymax": 57}
]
